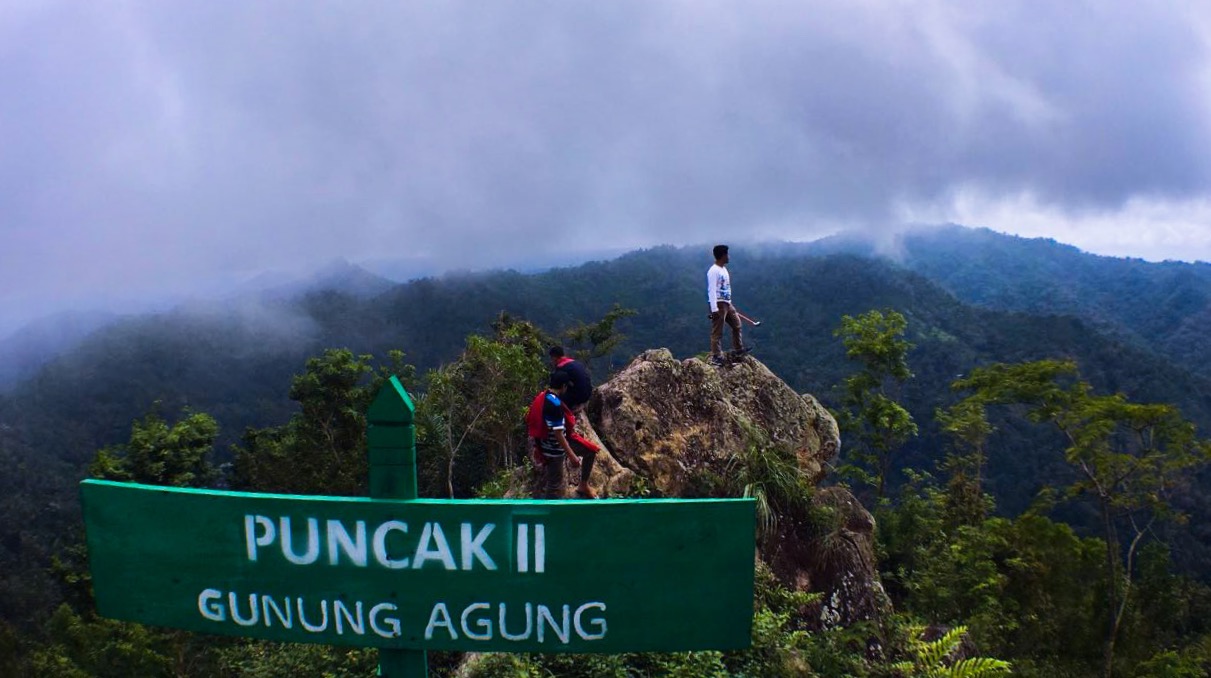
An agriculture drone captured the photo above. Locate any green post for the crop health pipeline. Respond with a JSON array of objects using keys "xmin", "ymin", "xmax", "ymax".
[{"xmin": 367, "ymin": 376, "xmax": 428, "ymax": 678}]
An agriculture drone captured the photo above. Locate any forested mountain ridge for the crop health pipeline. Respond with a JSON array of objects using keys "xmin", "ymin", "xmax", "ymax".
[
  {"xmin": 6, "ymin": 242, "xmax": 1211, "ymax": 492},
  {"xmin": 0, "ymin": 259, "xmax": 398, "ymax": 395},
  {"xmin": 5, "ymin": 242, "xmax": 1211, "ymax": 540},
  {"xmin": 814, "ymin": 225, "xmax": 1211, "ymax": 379},
  {"xmin": 0, "ymin": 310, "xmax": 118, "ymax": 391}
]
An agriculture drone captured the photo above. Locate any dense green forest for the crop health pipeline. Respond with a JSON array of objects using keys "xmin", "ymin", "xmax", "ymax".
[
  {"xmin": 3, "ymin": 230, "xmax": 1211, "ymax": 675},
  {"xmin": 812, "ymin": 225, "xmax": 1211, "ymax": 380}
]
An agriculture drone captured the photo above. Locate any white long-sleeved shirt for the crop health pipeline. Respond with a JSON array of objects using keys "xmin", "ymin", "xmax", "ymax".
[{"xmin": 707, "ymin": 264, "xmax": 732, "ymax": 310}]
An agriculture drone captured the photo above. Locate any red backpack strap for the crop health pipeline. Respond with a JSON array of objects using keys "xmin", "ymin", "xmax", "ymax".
[
  {"xmin": 525, "ymin": 391, "xmax": 547, "ymax": 439},
  {"xmin": 561, "ymin": 403, "xmax": 601, "ymax": 452}
]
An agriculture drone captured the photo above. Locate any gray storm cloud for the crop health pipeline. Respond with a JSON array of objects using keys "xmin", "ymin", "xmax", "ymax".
[{"xmin": 2, "ymin": 1, "xmax": 1210, "ymax": 333}]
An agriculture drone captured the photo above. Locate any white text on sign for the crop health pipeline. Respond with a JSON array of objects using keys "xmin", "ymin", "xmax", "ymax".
[{"xmin": 243, "ymin": 515, "xmax": 546, "ymax": 573}]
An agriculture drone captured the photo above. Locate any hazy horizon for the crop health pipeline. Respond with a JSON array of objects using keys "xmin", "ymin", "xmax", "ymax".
[{"xmin": 6, "ymin": 224, "xmax": 1210, "ymax": 342}]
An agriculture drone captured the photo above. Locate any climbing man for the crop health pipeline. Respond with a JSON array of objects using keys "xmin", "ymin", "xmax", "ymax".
[
  {"xmin": 549, "ymin": 346, "xmax": 592, "ymax": 412},
  {"xmin": 707, "ymin": 244, "xmax": 745, "ymax": 365},
  {"xmin": 548, "ymin": 346, "xmax": 598, "ymax": 498},
  {"xmin": 526, "ymin": 371, "xmax": 600, "ymax": 499}
]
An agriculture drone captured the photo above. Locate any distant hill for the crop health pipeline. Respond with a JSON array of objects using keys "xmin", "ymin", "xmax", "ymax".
[
  {"xmin": 0, "ymin": 310, "xmax": 118, "ymax": 392},
  {"xmin": 359, "ymin": 246, "xmax": 634, "ymax": 281},
  {"xmin": 814, "ymin": 225, "xmax": 1211, "ymax": 380},
  {"xmin": 0, "ymin": 261, "xmax": 393, "ymax": 394},
  {"xmin": 248, "ymin": 258, "xmax": 397, "ymax": 301},
  {"xmin": 227, "ymin": 257, "xmax": 397, "ymax": 300}
]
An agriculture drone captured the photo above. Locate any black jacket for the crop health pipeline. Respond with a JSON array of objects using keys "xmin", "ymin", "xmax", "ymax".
[{"xmin": 556, "ymin": 358, "xmax": 593, "ymax": 408}]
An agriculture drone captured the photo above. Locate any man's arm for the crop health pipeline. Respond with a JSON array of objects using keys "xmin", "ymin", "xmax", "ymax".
[
  {"xmin": 707, "ymin": 267, "xmax": 719, "ymax": 311},
  {"xmin": 553, "ymin": 429, "xmax": 581, "ymax": 467}
]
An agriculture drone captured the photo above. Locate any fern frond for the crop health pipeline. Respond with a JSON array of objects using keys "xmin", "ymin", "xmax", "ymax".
[
  {"xmin": 895, "ymin": 625, "xmax": 1011, "ymax": 678},
  {"xmin": 917, "ymin": 625, "xmax": 967, "ymax": 668},
  {"xmin": 947, "ymin": 656, "xmax": 1012, "ymax": 677}
]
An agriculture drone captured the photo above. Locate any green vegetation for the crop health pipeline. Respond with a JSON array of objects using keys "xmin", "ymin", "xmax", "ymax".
[
  {"xmin": 871, "ymin": 352, "xmax": 1211, "ymax": 677},
  {"xmin": 421, "ymin": 314, "xmax": 551, "ymax": 496},
  {"xmin": 4, "ymin": 233, "xmax": 1211, "ymax": 675},
  {"xmin": 229, "ymin": 348, "xmax": 402, "ymax": 496},
  {"xmin": 89, "ymin": 407, "xmax": 219, "ymax": 488},
  {"xmin": 833, "ymin": 308, "xmax": 918, "ymax": 498},
  {"xmin": 560, "ymin": 302, "xmax": 639, "ymax": 376},
  {"xmin": 891, "ymin": 625, "xmax": 1011, "ymax": 677},
  {"xmin": 950, "ymin": 360, "xmax": 1211, "ymax": 676},
  {"xmin": 874, "ymin": 225, "xmax": 1211, "ymax": 381}
]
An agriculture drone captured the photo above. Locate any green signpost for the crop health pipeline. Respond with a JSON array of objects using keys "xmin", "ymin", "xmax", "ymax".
[{"xmin": 81, "ymin": 376, "xmax": 756, "ymax": 676}]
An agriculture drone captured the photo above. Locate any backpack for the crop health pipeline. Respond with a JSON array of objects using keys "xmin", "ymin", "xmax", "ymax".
[{"xmin": 525, "ymin": 390, "xmax": 599, "ymax": 452}]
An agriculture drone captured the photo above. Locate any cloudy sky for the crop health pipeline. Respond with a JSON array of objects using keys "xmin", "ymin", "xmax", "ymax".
[{"xmin": 3, "ymin": 1, "xmax": 1211, "ymax": 334}]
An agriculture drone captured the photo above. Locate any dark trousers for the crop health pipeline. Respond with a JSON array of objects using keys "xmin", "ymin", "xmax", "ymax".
[
  {"xmin": 536, "ymin": 438, "xmax": 596, "ymax": 499},
  {"xmin": 567, "ymin": 404, "xmax": 597, "ymax": 485},
  {"xmin": 572, "ymin": 438, "xmax": 596, "ymax": 485},
  {"xmin": 540, "ymin": 452, "xmax": 567, "ymax": 499},
  {"xmin": 710, "ymin": 302, "xmax": 742, "ymax": 355}
]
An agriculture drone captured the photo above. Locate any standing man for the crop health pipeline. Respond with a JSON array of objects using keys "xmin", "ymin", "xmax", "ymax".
[
  {"xmin": 707, "ymin": 244, "xmax": 744, "ymax": 365},
  {"xmin": 548, "ymin": 346, "xmax": 597, "ymax": 498},
  {"xmin": 526, "ymin": 371, "xmax": 583, "ymax": 499}
]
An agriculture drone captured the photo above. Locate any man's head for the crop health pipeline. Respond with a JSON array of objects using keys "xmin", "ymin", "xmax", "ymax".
[
  {"xmin": 548, "ymin": 370, "xmax": 571, "ymax": 394},
  {"xmin": 548, "ymin": 345, "xmax": 565, "ymax": 367},
  {"xmin": 713, "ymin": 244, "xmax": 730, "ymax": 265}
]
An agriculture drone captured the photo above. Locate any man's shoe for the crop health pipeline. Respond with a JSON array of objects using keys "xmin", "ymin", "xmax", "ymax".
[{"xmin": 710, "ymin": 354, "xmax": 726, "ymax": 366}]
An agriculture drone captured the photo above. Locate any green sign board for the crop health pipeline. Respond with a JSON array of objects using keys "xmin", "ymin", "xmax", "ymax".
[{"xmin": 81, "ymin": 480, "xmax": 755, "ymax": 653}]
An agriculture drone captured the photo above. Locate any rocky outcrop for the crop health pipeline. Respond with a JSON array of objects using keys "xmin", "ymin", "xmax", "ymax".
[
  {"xmin": 793, "ymin": 488, "xmax": 891, "ymax": 631},
  {"xmin": 512, "ymin": 348, "xmax": 887, "ymax": 632},
  {"xmin": 580, "ymin": 349, "xmax": 886, "ymax": 631},
  {"xmin": 556, "ymin": 412, "xmax": 636, "ymax": 497},
  {"xmin": 586, "ymin": 348, "xmax": 839, "ymax": 494}
]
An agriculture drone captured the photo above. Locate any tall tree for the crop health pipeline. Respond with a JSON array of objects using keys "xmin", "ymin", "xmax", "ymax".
[
  {"xmin": 953, "ymin": 359, "xmax": 1211, "ymax": 678},
  {"xmin": 833, "ymin": 308, "xmax": 918, "ymax": 498},
  {"xmin": 935, "ymin": 398, "xmax": 995, "ymax": 527},
  {"xmin": 421, "ymin": 318, "xmax": 548, "ymax": 497},
  {"xmin": 560, "ymin": 303, "xmax": 637, "ymax": 375},
  {"xmin": 231, "ymin": 349, "xmax": 415, "ymax": 496},
  {"xmin": 89, "ymin": 407, "xmax": 219, "ymax": 488}
]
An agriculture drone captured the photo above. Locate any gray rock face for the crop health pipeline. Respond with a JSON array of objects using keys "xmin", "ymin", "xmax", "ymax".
[
  {"xmin": 802, "ymin": 488, "xmax": 892, "ymax": 631},
  {"xmin": 578, "ymin": 348, "xmax": 886, "ymax": 631},
  {"xmin": 559, "ymin": 412, "xmax": 635, "ymax": 497},
  {"xmin": 586, "ymin": 348, "xmax": 839, "ymax": 494}
]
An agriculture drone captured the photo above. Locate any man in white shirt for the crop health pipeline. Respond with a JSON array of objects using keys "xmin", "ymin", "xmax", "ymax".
[{"xmin": 707, "ymin": 244, "xmax": 744, "ymax": 365}]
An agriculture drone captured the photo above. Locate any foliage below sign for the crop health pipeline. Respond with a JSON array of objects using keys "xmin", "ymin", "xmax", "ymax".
[{"xmin": 81, "ymin": 480, "xmax": 755, "ymax": 653}]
